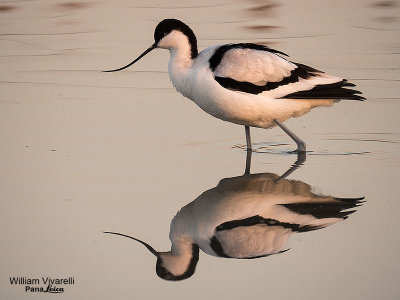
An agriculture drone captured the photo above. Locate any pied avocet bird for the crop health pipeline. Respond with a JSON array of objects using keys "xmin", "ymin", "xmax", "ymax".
[
  {"xmin": 104, "ymin": 159, "xmax": 364, "ymax": 281},
  {"xmin": 105, "ymin": 19, "xmax": 365, "ymax": 152}
]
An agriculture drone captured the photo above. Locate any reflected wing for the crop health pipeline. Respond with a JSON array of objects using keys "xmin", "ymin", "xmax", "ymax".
[
  {"xmin": 210, "ymin": 215, "xmax": 320, "ymax": 259},
  {"xmin": 209, "ymin": 43, "xmax": 365, "ymax": 100},
  {"xmin": 211, "ymin": 222, "xmax": 291, "ymax": 259},
  {"xmin": 210, "ymin": 196, "xmax": 365, "ymax": 259}
]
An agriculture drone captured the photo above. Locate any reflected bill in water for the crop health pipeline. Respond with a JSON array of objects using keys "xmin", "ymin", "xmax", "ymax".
[{"xmin": 105, "ymin": 154, "xmax": 364, "ymax": 281}]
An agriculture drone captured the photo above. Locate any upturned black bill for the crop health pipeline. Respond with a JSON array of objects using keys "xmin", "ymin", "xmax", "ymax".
[
  {"xmin": 103, "ymin": 231, "xmax": 159, "ymax": 257},
  {"xmin": 103, "ymin": 43, "xmax": 157, "ymax": 72}
]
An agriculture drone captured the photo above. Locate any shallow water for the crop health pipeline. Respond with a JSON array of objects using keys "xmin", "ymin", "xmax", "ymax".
[{"xmin": 1, "ymin": 0, "xmax": 399, "ymax": 299}]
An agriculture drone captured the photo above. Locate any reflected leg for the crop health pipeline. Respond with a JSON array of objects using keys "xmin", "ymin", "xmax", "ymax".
[
  {"xmin": 244, "ymin": 149, "xmax": 252, "ymax": 174},
  {"xmin": 245, "ymin": 125, "xmax": 252, "ymax": 150},
  {"xmin": 273, "ymin": 119, "xmax": 306, "ymax": 153},
  {"xmin": 275, "ymin": 152, "xmax": 306, "ymax": 182}
]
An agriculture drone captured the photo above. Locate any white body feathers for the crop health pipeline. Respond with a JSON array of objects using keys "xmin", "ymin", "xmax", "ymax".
[{"xmin": 161, "ymin": 31, "xmax": 341, "ymax": 129}]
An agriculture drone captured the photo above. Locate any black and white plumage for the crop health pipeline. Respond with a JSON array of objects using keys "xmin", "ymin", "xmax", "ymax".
[
  {"xmin": 104, "ymin": 169, "xmax": 364, "ymax": 281},
  {"xmin": 209, "ymin": 43, "xmax": 363, "ymax": 99},
  {"xmin": 105, "ymin": 18, "xmax": 365, "ymax": 152}
]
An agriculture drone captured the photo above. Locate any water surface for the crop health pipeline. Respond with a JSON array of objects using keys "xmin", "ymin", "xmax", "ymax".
[{"xmin": 1, "ymin": 0, "xmax": 399, "ymax": 299}]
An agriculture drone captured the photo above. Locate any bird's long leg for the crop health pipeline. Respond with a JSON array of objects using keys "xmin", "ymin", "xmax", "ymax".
[
  {"xmin": 244, "ymin": 149, "xmax": 252, "ymax": 174},
  {"xmin": 273, "ymin": 119, "xmax": 306, "ymax": 153},
  {"xmin": 245, "ymin": 125, "xmax": 252, "ymax": 150},
  {"xmin": 274, "ymin": 152, "xmax": 306, "ymax": 183}
]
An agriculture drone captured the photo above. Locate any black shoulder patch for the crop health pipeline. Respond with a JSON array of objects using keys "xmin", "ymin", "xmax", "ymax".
[{"xmin": 210, "ymin": 236, "xmax": 230, "ymax": 258}]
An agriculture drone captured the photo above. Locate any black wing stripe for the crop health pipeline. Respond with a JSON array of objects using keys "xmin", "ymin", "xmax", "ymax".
[
  {"xmin": 215, "ymin": 215, "xmax": 322, "ymax": 233},
  {"xmin": 215, "ymin": 64, "xmax": 316, "ymax": 95},
  {"xmin": 283, "ymin": 80, "xmax": 366, "ymax": 100},
  {"xmin": 216, "ymin": 215, "xmax": 264, "ymax": 230},
  {"xmin": 215, "ymin": 76, "xmax": 266, "ymax": 94},
  {"xmin": 209, "ymin": 43, "xmax": 288, "ymax": 72}
]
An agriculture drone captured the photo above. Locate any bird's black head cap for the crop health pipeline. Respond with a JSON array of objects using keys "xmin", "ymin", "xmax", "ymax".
[
  {"xmin": 154, "ymin": 19, "xmax": 198, "ymax": 59},
  {"xmin": 155, "ymin": 244, "xmax": 199, "ymax": 281}
]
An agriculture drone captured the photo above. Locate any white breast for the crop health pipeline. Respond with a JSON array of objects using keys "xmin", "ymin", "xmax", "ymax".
[{"xmin": 167, "ymin": 46, "xmax": 336, "ymax": 129}]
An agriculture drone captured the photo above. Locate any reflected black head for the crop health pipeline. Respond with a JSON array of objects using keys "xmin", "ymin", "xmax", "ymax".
[
  {"xmin": 155, "ymin": 244, "xmax": 199, "ymax": 281},
  {"xmin": 154, "ymin": 18, "xmax": 198, "ymax": 58}
]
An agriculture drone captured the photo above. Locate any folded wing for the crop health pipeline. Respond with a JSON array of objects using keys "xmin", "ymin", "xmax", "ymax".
[{"xmin": 209, "ymin": 43, "xmax": 365, "ymax": 100}]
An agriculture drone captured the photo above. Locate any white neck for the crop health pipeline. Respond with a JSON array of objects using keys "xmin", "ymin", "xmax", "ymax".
[
  {"xmin": 157, "ymin": 30, "xmax": 194, "ymax": 97},
  {"xmin": 167, "ymin": 46, "xmax": 193, "ymax": 97}
]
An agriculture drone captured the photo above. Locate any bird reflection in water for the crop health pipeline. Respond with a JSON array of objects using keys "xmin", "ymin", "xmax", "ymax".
[{"xmin": 105, "ymin": 152, "xmax": 364, "ymax": 281}]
